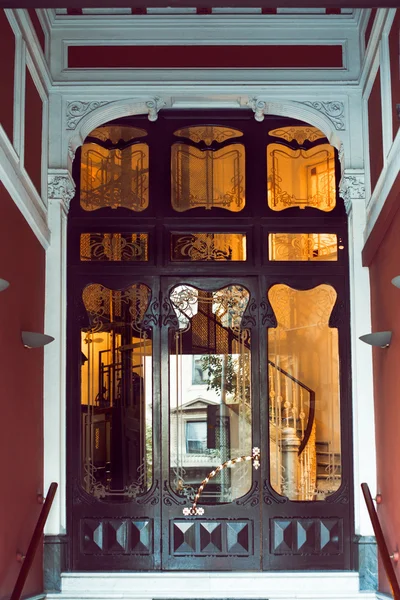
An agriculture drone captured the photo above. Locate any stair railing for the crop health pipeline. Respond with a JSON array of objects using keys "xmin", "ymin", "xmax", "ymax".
[
  {"xmin": 361, "ymin": 482, "xmax": 400, "ymax": 600},
  {"xmin": 11, "ymin": 482, "xmax": 58, "ymax": 600}
]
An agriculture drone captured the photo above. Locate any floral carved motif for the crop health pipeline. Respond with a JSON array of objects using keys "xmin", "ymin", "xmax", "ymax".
[
  {"xmin": 66, "ymin": 101, "xmax": 110, "ymax": 130},
  {"xmin": 339, "ymin": 172, "xmax": 365, "ymax": 214},
  {"xmin": 48, "ymin": 170, "xmax": 76, "ymax": 212},
  {"xmin": 301, "ymin": 101, "xmax": 345, "ymax": 131}
]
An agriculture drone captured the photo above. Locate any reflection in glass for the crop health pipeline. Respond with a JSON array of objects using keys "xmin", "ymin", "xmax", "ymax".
[
  {"xmin": 169, "ymin": 285, "xmax": 252, "ymax": 504},
  {"xmin": 171, "ymin": 233, "xmax": 246, "ymax": 262},
  {"xmin": 171, "ymin": 144, "xmax": 245, "ymax": 212},
  {"xmin": 267, "ymin": 144, "xmax": 336, "ymax": 211},
  {"xmin": 80, "ymin": 233, "xmax": 148, "ymax": 262},
  {"xmin": 80, "ymin": 143, "xmax": 149, "ymax": 211},
  {"xmin": 269, "ymin": 233, "xmax": 337, "ymax": 261},
  {"xmin": 268, "ymin": 284, "xmax": 341, "ymax": 501},
  {"xmin": 81, "ymin": 283, "xmax": 152, "ymax": 500}
]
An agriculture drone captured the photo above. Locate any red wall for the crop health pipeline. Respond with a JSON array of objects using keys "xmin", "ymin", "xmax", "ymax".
[
  {"xmin": 68, "ymin": 44, "xmax": 343, "ymax": 69},
  {"xmin": 24, "ymin": 67, "xmax": 43, "ymax": 196},
  {"xmin": 389, "ymin": 10, "xmax": 400, "ymax": 139},
  {"xmin": 368, "ymin": 67, "xmax": 383, "ymax": 194},
  {"xmin": 0, "ymin": 10, "xmax": 15, "ymax": 143},
  {"xmin": 0, "ymin": 184, "xmax": 45, "ymax": 599},
  {"xmin": 365, "ymin": 174, "xmax": 400, "ymax": 594}
]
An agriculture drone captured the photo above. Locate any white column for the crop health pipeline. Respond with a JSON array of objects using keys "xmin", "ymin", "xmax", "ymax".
[
  {"xmin": 44, "ymin": 169, "xmax": 75, "ymax": 534},
  {"xmin": 340, "ymin": 169, "xmax": 376, "ymax": 537}
]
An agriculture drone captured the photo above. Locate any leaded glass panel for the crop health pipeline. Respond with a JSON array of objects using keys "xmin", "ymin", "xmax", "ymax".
[
  {"xmin": 268, "ymin": 233, "xmax": 337, "ymax": 261},
  {"xmin": 171, "ymin": 233, "xmax": 246, "ymax": 261},
  {"xmin": 268, "ymin": 284, "xmax": 341, "ymax": 501},
  {"xmin": 171, "ymin": 144, "xmax": 245, "ymax": 212},
  {"xmin": 168, "ymin": 285, "xmax": 252, "ymax": 505},
  {"xmin": 80, "ymin": 143, "xmax": 149, "ymax": 211},
  {"xmin": 267, "ymin": 144, "xmax": 336, "ymax": 211},
  {"xmin": 81, "ymin": 283, "xmax": 153, "ymax": 501},
  {"xmin": 80, "ymin": 233, "xmax": 148, "ymax": 262}
]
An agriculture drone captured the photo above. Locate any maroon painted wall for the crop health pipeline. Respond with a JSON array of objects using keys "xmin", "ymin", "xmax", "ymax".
[
  {"xmin": 28, "ymin": 8, "xmax": 45, "ymax": 54},
  {"xmin": 364, "ymin": 8, "xmax": 377, "ymax": 51},
  {"xmin": 0, "ymin": 184, "xmax": 45, "ymax": 599},
  {"xmin": 389, "ymin": 10, "xmax": 400, "ymax": 139},
  {"xmin": 368, "ymin": 67, "xmax": 383, "ymax": 194},
  {"xmin": 0, "ymin": 10, "xmax": 15, "ymax": 143},
  {"xmin": 24, "ymin": 67, "xmax": 43, "ymax": 196},
  {"xmin": 364, "ymin": 174, "xmax": 400, "ymax": 594},
  {"xmin": 68, "ymin": 44, "xmax": 343, "ymax": 69}
]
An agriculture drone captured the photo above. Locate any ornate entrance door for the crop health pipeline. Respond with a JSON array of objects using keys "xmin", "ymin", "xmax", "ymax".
[{"xmin": 67, "ymin": 110, "xmax": 354, "ymax": 572}]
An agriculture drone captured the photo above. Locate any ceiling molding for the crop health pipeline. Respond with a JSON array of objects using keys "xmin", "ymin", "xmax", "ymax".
[{"xmin": 0, "ymin": 0, "xmax": 398, "ymax": 7}]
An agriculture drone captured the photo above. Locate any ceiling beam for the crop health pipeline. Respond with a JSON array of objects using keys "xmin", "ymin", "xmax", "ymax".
[{"xmin": 0, "ymin": 1, "xmax": 397, "ymax": 8}]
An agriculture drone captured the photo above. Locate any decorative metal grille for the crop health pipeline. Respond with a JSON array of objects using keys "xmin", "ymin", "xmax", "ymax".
[
  {"xmin": 267, "ymin": 144, "xmax": 335, "ymax": 212},
  {"xmin": 171, "ymin": 233, "xmax": 246, "ymax": 262},
  {"xmin": 268, "ymin": 233, "xmax": 337, "ymax": 261},
  {"xmin": 80, "ymin": 143, "xmax": 149, "ymax": 211},
  {"xmin": 171, "ymin": 144, "xmax": 245, "ymax": 212},
  {"xmin": 80, "ymin": 233, "xmax": 148, "ymax": 262},
  {"xmin": 268, "ymin": 126, "xmax": 325, "ymax": 144},
  {"xmin": 174, "ymin": 125, "xmax": 243, "ymax": 145}
]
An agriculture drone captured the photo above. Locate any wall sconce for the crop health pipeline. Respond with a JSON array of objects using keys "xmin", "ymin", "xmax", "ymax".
[
  {"xmin": 359, "ymin": 331, "xmax": 392, "ymax": 348},
  {"xmin": 0, "ymin": 278, "xmax": 10, "ymax": 292},
  {"xmin": 391, "ymin": 276, "xmax": 400, "ymax": 289},
  {"xmin": 22, "ymin": 331, "xmax": 55, "ymax": 349}
]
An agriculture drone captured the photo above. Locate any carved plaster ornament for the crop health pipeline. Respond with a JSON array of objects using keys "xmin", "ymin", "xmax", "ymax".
[
  {"xmin": 66, "ymin": 101, "xmax": 110, "ymax": 130},
  {"xmin": 247, "ymin": 97, "xmax": 268, "ymax": 122},
  {"xmin": 339, "ymin": 172, "xmax": 365, "ymax": 214},
  {"xmin": 301, "ymin": 101, "xmax": 345, "ymax": 131},
  {"xmin": 146, "ymin": 96, "xmax": 166, "ymax": 122},
  {"xmin": 48, "ymin": 170, "xmax": 76, "ymax": 213}
]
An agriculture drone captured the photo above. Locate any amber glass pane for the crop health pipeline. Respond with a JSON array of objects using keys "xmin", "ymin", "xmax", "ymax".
[
  {"xmin": 88, "ymin": 125, "xmax": 147, "ymax": 143},
  {"xmin": 268, "ymin": 126, "xmax": 325, "ymax": 144},
  {"xmin": 267, "ymin": 143, "xmax": 336, "ymax": 211},
  {"xmin": 269, "ymin": 233, "xmax": 337, "ymax": 261},
  {"xmin": 174, "ymin": 125, "xmax": 243, "ymax": 144},
  {"xmin": 80, "ymin": 143, "xmax": 149, "ymax": 211},
  {"xmin": 171, "ymin": 233, "xmax": 246, "ymax": 261},
  {"xmin": 268, "ymin": 284, "xmax": 341, "ymax": 501},
  {"xmin": 171, "ymin": 144, "xmax": 245, "ymax": 212},
  {"xmin": 169, "ymin": 285, "xmax": 252, "ymax": 505},
  {"xmin": 80, "ymin": 233, "xmax": 148, "ymax": 262},
  {"xmin": 81, "ymin": 283, "xmax": 152, "ymax": 501}
]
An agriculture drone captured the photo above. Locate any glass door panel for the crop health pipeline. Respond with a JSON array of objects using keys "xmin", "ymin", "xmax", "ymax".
[
  {"xmin": 81, "ymin": 283, "xmax": 153, "ymax": 501},
  {"xmin": 168, "ymin": 284, "xmax": 252, "ymax": 506}
]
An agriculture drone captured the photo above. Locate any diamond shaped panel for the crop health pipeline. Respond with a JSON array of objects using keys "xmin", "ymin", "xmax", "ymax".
[
  {"xmin": 200, "ymin": 521, "xmax": 223, "ymax": 553},
  {"xmin": 172, "ymin": 521, "xmax": 196, "ymax": 553},
  {"xmin": 296, "ymin": 520, "xmax": 317, "ymax": 553},
  {"xmin": 103, "ymin": 520, "xmax": 128, "ymax": 553},
  {"xmin": 81, "ymin": 519, "xmax": 104, "ymax": 554},
  {"xmin": 226, "ymin": 521, "xmax": 250, "ymax": 554},
  {"xmin": 271, "ymin": 519, "xmax": 294, "ymax": 554},
  {"xmin": 130, "ymin": 520, "xmax": 152, "ymax": 553},
  {"xmin": 319, "ymin": 519, "xmax": 343, "ymax": 554}
]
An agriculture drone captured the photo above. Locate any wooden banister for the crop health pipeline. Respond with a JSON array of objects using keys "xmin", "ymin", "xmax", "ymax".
[
  {"xmin": 11, "ymin": 482, "xmax": 58, "ymax": 600},
  {"xmin": 361, "ymin": 482, "xmax": 400, "ymax": 600}
]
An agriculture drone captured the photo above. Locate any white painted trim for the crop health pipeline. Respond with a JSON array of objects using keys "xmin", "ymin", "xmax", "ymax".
[
  {"xmin": 0, "ymin": 126, "xmax": 49, "ymax": 249},
  {"xmin": 3, "ymin": 10, "xmax": 23, "ymax": 158},
  {"xmin": 48, "ymin": 571, "xmax": 375, "ymax": 600},
  {"xmin": 11, "ymin": 9, "xmax": 52, "ymax": 93},
  {"xmin": 379, "ymin": 33, "xmax": 393, "ymax": 159},
  {"xmin": 365, "ymin": 126, "xmax": 400, "ymax": 241}
]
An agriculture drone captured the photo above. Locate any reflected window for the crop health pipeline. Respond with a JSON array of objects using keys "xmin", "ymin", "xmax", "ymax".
[
  {"xmin": 267, "ymin": 144, "xmax": 336, "ymax": 211},
  {"xmin": 268, "ymin": 284, "xmax": 341, "ymax": 501},
  {"xmin": 186, "ymin": 421, "xmax": 207, "ymax": 454},
  {"xmin": 81, "ymin": 283, "xmax": 153, "ymax": 501}
]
